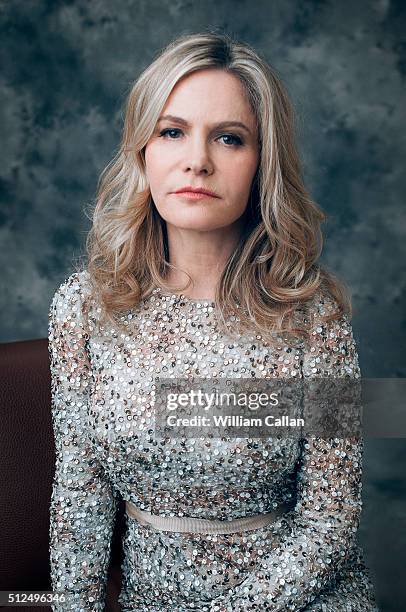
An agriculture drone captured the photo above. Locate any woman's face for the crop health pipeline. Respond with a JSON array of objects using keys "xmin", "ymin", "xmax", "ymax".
[{"xmin": 144, "ymin": 68, "xmax": 260, "ymax": 232}]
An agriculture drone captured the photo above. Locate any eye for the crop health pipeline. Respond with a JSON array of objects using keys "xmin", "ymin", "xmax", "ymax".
[
  {"xmin": 158, "ymin": 128, "xmax": 243, "ymax": 147},
  {"xmin": 218, "ymin": 133, "xmax": 243, "ymax": 147},
  {"xmin": 159, "ymin": 128, "xmax": 182, "ymax": 139}
]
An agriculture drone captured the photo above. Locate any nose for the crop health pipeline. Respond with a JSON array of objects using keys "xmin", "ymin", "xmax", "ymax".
[{"xmin": 183, "ymin": 134, "xmax": 213, "ymax": 175}]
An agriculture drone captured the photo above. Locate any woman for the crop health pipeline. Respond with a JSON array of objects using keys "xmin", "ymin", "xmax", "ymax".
[{"xmin": 48, "ymin": 32, "xmax": 379, "ymax": 611}]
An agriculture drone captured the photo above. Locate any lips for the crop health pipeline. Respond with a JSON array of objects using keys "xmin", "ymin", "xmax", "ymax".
[{"xmin": 173, "ymin": 186, "xmax": 220, "ymax": 198}]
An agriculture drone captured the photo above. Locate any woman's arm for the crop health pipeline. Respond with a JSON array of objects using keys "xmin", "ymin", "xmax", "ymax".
[
  {"xmin": 48, "ymin": 272, "xmax": 118, "ymax": 611},
  {"xmin": 210, "ymin": 292, "xmax": 363, "ymax": 611}
]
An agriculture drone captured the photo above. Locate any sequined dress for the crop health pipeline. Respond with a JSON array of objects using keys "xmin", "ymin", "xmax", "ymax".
[{"xmin": 48, "ymin": 270, "xmax": 379, "ymax": 611}]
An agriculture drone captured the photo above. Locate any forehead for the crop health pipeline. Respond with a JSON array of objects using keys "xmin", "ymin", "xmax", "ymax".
[{"xmin": 162, "ymin": 69, "xmax": 256, "ymax": 127}]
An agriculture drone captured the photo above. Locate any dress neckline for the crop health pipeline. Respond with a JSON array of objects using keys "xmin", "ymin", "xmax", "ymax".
[{"xmin": 153, "ymin": 286, "xmax": 216, "ymax": 307}]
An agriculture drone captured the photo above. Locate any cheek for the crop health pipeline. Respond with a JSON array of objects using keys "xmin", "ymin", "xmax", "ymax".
[
  {"xmin": 144, "ymin": 146, "xmax": 155, "ymax": 177},
  {"xmin": 227, "ymin": 163, "xmax": 256, "ymax": 199},
  {"xmin": 145, "ymin": 149, "xmax": 165, "ymax": 189}
]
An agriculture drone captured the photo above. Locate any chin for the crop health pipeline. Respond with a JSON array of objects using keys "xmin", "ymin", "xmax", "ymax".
[
  {"xmin": 169, "ymin": 221, "xmax": 227, "ymax": 232},
  {"xmin": 164, "ymin": 212, "xmax": 234, "ymax": 231}
]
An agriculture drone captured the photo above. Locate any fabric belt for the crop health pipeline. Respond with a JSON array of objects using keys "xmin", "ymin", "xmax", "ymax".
[{"xmin": 125, "ymin": 500, "xmax": 293, "ymax": 534}]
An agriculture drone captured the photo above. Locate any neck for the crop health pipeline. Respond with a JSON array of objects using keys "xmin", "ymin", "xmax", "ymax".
[{"xmin": 164, "ymin": 219, "xmax": 244, "ymax": 300}]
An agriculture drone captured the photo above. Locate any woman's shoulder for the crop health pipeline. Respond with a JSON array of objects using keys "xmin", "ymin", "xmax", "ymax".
[
  {"xmin": 49, "ymin": 269, "xmax": 93, "ymax": 326},
  {"xmin": 294, "ymin": 285, "xmax": 354, "ymax": 352},
  {"xmin": 301, "ymin": 285, "xmax": 350, "ymax": 328},
  {"xmin": 299, "ymin": 285, "xmax": 360, "ymax": 375}
]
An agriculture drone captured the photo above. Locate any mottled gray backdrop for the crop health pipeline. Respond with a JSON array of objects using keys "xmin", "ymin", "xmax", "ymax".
[{"xmin": 1, "ymin": 1, "xmax": 405, "ymax": 610}]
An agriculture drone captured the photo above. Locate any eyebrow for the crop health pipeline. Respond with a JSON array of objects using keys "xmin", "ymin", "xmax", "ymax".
[{"xmin": 157, "ymin": 114, "xmax": 252, "ymax": 135}]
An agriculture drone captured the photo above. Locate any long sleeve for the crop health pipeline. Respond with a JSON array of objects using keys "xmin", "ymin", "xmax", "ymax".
[
  {"xmin": 210, "ymin": 291, "xmax": 364, "ymax": 612},
  {"xmin": 48, "ymin": 272, "xmax": 118, "ymax": 611}
]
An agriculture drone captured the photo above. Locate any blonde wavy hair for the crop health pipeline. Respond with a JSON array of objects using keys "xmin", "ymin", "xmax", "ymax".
[{"xmin": 80, "ymin": 30, "xmax": 351, "ymax": 344}]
